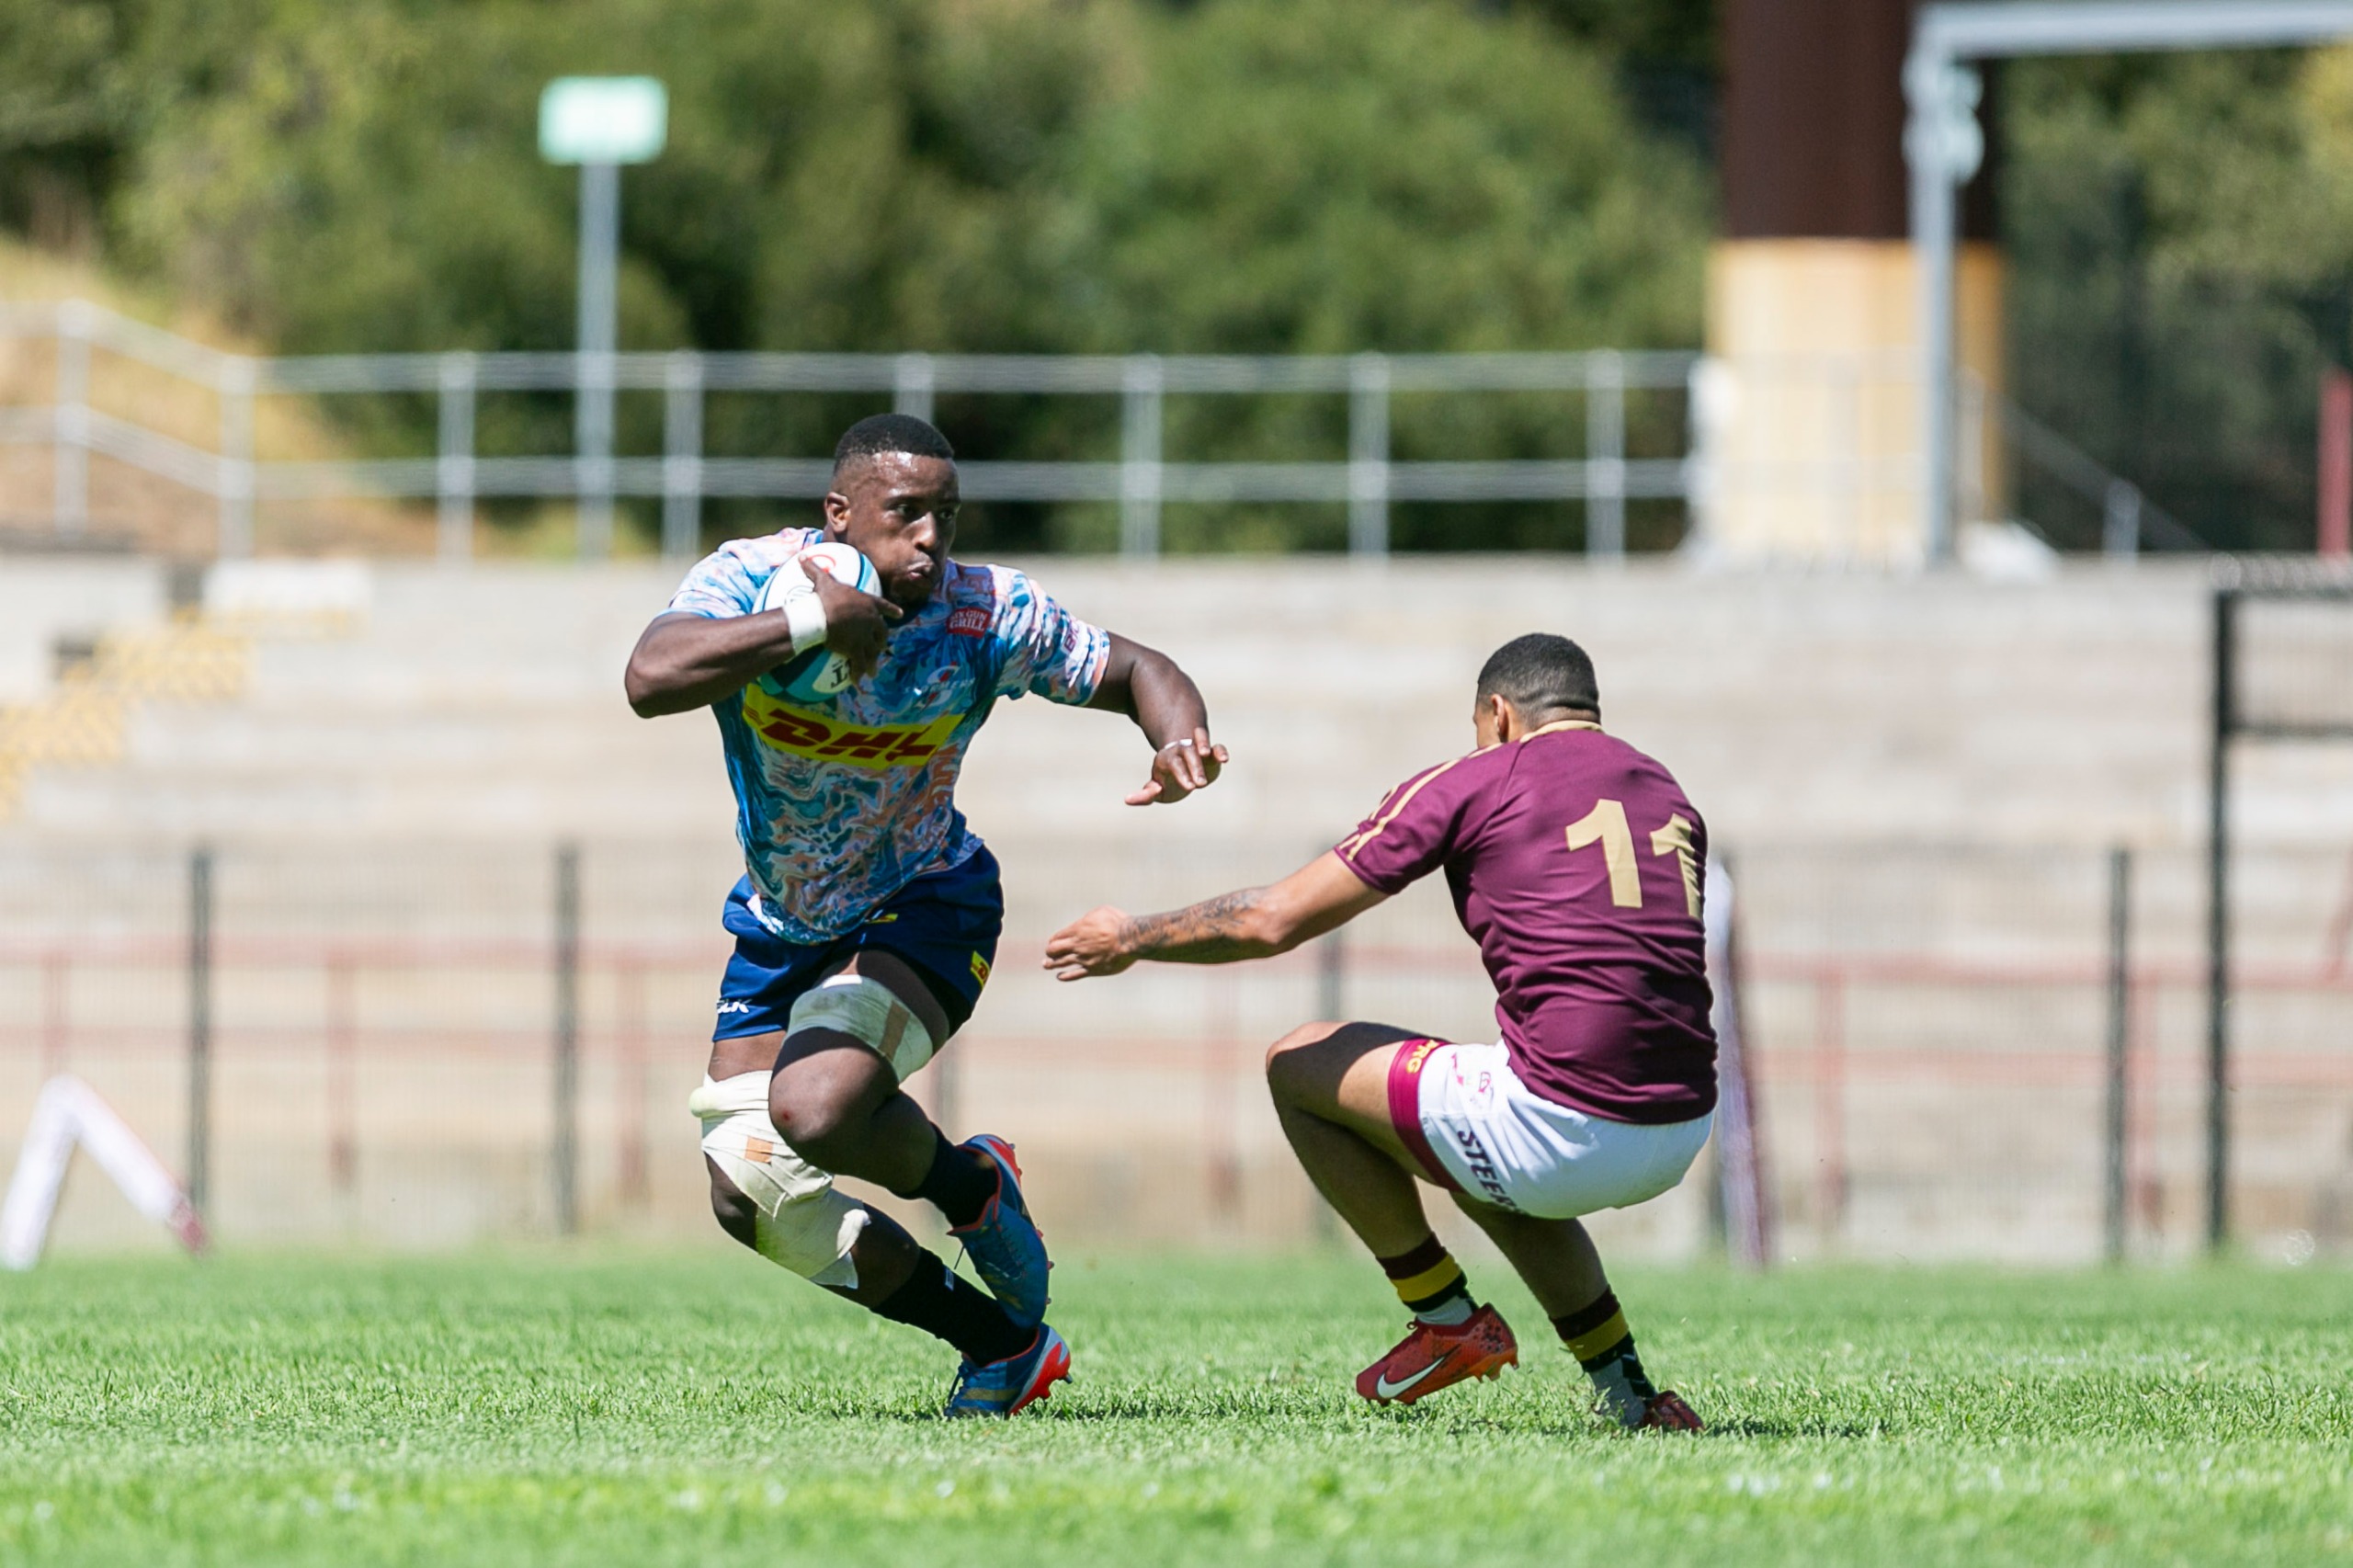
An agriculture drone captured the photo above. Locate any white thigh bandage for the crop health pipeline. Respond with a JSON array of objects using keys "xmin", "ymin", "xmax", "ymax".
[
  {"xmin": 788, "ymin": 972, "xmax": 938, "ymax": 1080},
  {"xmin": 688, "ymin": 1072, "xmax": 866, "ymax": 1288}
]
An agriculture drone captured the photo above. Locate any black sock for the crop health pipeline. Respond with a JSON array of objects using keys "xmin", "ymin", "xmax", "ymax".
[
  {"xmin": 872, "ymin": 1256, "xmax": 1031, "ymax": 1366},
  {"xmin": 904, "ymin": 1131, "xmax": 997, "ymax": 1229}
]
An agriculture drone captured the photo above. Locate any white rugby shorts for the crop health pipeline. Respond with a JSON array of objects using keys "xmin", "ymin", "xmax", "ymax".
[{"xmin": 1386, "ymin": 1039, "xmax": 1711, "ymax": 1218}]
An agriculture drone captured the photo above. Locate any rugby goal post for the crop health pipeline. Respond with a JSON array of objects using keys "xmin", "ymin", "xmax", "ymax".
[
  {"xmin": 0, "ymin": 1075, "xmax": 209, "ymax": 1269},
  {"xmin": 2205, "ymin": 558, "xmax": 2353, "ymax": 1253}
]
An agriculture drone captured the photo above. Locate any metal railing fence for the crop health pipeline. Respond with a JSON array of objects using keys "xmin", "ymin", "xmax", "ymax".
[
  {"xmin": 3, "ymin": 300, "xmax": 1701, "ymax": 563},
  {"xmin": 3, "ymin": 835, "xmax": 2349, "ymax": 1261},
  {"xmin": 2, "ymin": 300, "xmax": 2193, "ymax": 565}
]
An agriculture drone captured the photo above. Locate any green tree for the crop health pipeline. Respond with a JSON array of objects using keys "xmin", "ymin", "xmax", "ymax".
[
  {"xmin": 0, "ymin": 0, "xmax": 270, "ymax": 253},
  {"xmin": 1057, "ymin": 0, "xmax": 1708, "ymax": 549},
  {"xmin": 2004, "ymin": 49, "xmax": 2353, "ymax": 551},
  {"xmin": 29, "ymin": 0, "xmax": 1711, "ymax": 552},
  {"xmin": 1501, "ymin": 0, "xmax": 1715, "ymax": 155}
]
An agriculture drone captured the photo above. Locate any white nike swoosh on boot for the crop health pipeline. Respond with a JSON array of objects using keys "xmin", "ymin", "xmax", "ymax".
[{"xmin": 1374, "ymin": 1352, "xmax": 1455, "ymax": 1401}]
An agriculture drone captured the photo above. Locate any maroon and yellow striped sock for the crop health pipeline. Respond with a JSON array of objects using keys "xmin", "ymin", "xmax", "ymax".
[
  {"xmin": 1377, "ymin": 1235, "xmax": 1474, "ymax": 1326},
  {"xmin": 1553, "ymin": 1289, "xmax": 1657, "ymax": 1426}
]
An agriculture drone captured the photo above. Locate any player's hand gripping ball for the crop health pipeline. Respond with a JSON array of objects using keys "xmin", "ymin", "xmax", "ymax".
[{"xmin": 756, "ymin": 542, "xmax": 883, "ymax": 701}]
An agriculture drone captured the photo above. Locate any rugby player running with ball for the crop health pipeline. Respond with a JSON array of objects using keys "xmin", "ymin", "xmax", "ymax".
[
  {"xmin": 627, "ymin": 415, "xmax": 1226, "ymax": 1416},
  {"xmin": 1046, "ymin": 633, "xmax": 1711, "ymax": 1430}
]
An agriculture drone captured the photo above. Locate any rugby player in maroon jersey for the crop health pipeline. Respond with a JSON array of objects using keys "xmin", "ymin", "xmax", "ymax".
[{"xmin": 1045, "ymin": 633, "xmax": 1712, "ymax": 1430}]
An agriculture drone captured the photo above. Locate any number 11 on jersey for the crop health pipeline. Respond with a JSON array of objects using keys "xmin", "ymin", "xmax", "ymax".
[
  {"xmin": 1563, "ymin": 798, "xmax": 1641, "ymax": 907},
  {"xmin": 1649, "ymin": 812, "xmax": 1700, "ymax": 919},
  {"xmin": 1565, "ymin": 798, "xmax": 1702, "ymax": 922}
]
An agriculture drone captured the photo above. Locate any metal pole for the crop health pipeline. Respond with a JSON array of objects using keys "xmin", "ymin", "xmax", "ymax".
[
  {"xmin": 1348, "ymin": 352, "xmax": 1391, "ymax": 557},
  {"xmin": 2205, "ymin": 588, "xmax": 2235, "ymax": 1255},
  {"xmin": 1904, "ymin": 46, "xmax": 1975, "ymax": 567},
  {"xmin": 1706, "ymin": 851, "xmax": 1772, "ymax": 1269},
  {"xmin": 2104, "ymin": 845, "xmax": 2131, "ymax": 1265},
  {"xmin": 438, "ymin": 352, "xmax": 476, "ymax": 564},
  {"xmin": 53, "ymin": 301, "xmax": 89, "ymax": 540},
  {"xmin": 2103, "ymin": 480, "xmax": 2143, "ymax": 562},
  {"xmin": 575, "ymin": 160, "xmax": 620, "ymax": 560},
  {"xmin": 188, "ymin": 847, "xmax": 213, "ymax": 1215},
  {"xmin": 1682, "ymin": 357, "xmax": 1721, "ymax": 551},
  {"xmin": 893, "ymin": 352, "xmax": 937, "ymax": 424},
  {"xmin": 553, "ymin": 841, "xmax": 581, "ymax": 1235},
  {"xmin": 1586, "ymin": 350, "xmax": 1626, "ymax": 560},
  {"xmin": 662, "ymin": 350, "xmax": 702, "ymax": 562},
  {"xmin": 219, "ymin": 362, "xmax": 256, "ymax": 559},
  {"xmin": 1120, "ymin": 355, "xmax": 1163, "ymax": 558},
  {"xmin": 1920, "ymin": 4, "xmax": 2353, "ymax": 66}
]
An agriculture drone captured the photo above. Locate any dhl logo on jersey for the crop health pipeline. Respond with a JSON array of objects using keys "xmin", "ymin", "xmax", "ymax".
[{"xmin": 741, "ymin": 686, "xmax": 962, "ymax": 769}]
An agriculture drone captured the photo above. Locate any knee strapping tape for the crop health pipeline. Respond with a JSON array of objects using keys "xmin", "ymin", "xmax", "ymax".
[
  {"xmin": 788, "ymin": 972, "xmax": 937, "ymax": 1080},
  {"xmin": 688, "ymin": 1072, "xmax": 866, "ymax": 1288}
]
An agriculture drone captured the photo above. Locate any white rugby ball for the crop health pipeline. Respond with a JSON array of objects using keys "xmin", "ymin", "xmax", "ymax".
[{"xmin": 756, "ymin": 541, "xmax": 881, "ymax": 702}]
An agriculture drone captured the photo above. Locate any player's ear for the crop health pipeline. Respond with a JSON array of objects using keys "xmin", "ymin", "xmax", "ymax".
[
  {"xmin": 1472, "ymin": 691, "xmax": 1506, "ymax": 747},
  {"xmin": 820, "ymin": 491, "xmax": 851, "ymax": 536}
]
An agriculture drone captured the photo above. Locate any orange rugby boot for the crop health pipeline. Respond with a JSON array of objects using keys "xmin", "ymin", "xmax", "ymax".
[
  {"xmin": 1635, "ymin": 1390, "xmax": 1703, "ymax": 1431},
  {"xmin": 1354, "ymin": 1304, "xmax": 1518, "ymax": 1406}
]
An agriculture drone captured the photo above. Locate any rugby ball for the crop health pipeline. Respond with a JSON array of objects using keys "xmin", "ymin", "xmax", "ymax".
[{"xmin": 756, "ymin": 541, "xmax": 881, "ymax": 702}]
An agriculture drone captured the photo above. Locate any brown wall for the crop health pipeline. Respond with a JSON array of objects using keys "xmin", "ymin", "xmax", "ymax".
[{"xmin": 1722, "ymin": 0, "xmax": 1997, "ymax": 241}]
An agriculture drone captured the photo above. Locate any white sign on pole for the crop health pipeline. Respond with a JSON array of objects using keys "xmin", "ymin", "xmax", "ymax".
[
  {"xmin": 540, "ymin": 75, "xmax": 665, "ymax": 559},
  {"xmin": 539, "ymin": 77, "xmax": 667, "ymax": 166}
]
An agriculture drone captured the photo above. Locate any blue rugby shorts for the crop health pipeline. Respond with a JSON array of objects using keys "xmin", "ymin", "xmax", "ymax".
[{"xmin": 711, "ymin": 845, "xmax": 1004, "ymax": 1044}]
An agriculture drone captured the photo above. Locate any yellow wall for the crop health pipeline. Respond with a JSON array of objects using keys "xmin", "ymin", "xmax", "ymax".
[{"xmin": 1701, "ymin": 239, "xmax": 2005, "ymax": 566}]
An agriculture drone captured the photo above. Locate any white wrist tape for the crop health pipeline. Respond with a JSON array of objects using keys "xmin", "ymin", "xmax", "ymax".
[{"xmin": 783, "ymin": 592, "xmax": 830, "ymax": 657}]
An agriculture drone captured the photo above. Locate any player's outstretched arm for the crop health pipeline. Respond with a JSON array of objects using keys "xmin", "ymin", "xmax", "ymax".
[
  {"xmin": 1085, "ymin": 632, "xmax": 1232, "ymax": 805},
  {"xmin": 1043, "ymin": 852, "xmax": 1385, "ymax": 980},
  {"xmin": 625, "ymin": 560, "xmax": 901, "ymax": 717}
]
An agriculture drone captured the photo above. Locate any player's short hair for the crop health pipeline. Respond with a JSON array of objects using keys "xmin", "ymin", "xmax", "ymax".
[
  {"xmin": 832, "ymin": 414, "xmax": 954, "ymax": 478},
  {"xmin": 1476, "ymin": 633, "xmax": 1600, "ymax": 717}
]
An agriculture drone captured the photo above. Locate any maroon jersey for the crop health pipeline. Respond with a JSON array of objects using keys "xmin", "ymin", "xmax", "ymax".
[{"xmin": 1336, "ymin": 722, "xmax": 1716, "ymax": 1124}]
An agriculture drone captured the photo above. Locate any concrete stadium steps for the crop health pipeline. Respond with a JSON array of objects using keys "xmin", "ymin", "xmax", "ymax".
[
  {"xmin": 952, "ymin": 560, "xmax": 2226, "ymax": 853},
  {"xmin": 5, "ymin": 550, "xmax": 2345, "ymax": 884},
  {"xmin": 112, "ymin": 705, "xmax": 700, "ymax": 774},
  {"xmin": 6, "ymin": 552, "xmax": 2347, "ymax": 895},
  {"xmin": 3, "ymin": 563, "xmax": 722, "ymax": 837},
  {"xmin": 0, "ymin": 560, "xmax": 172, "ymax": 703},
  {"xmin": 17, "ymin": 764, "xmax": 733, "ymax": 840}
]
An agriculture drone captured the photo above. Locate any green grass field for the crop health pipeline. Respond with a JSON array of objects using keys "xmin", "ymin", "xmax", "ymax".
[{"xmin": 0, "ymin": 1251, "xmax": 2347, "ymax": 1567}]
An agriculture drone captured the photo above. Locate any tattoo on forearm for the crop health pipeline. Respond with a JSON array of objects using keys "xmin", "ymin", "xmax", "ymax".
[{"xmin": 1119, "ymin": 888, "xmax": 1267, "ymax": 963}]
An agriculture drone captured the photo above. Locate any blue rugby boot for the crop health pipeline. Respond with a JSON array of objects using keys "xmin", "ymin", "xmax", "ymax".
[
  {"xmin": 944, "ymin": 1324, "xmax": 1072, "ymax": 1419},
  {"xmin": 949, "ymin": 1133, "xmax": 1051, "ymax": 1326}
]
